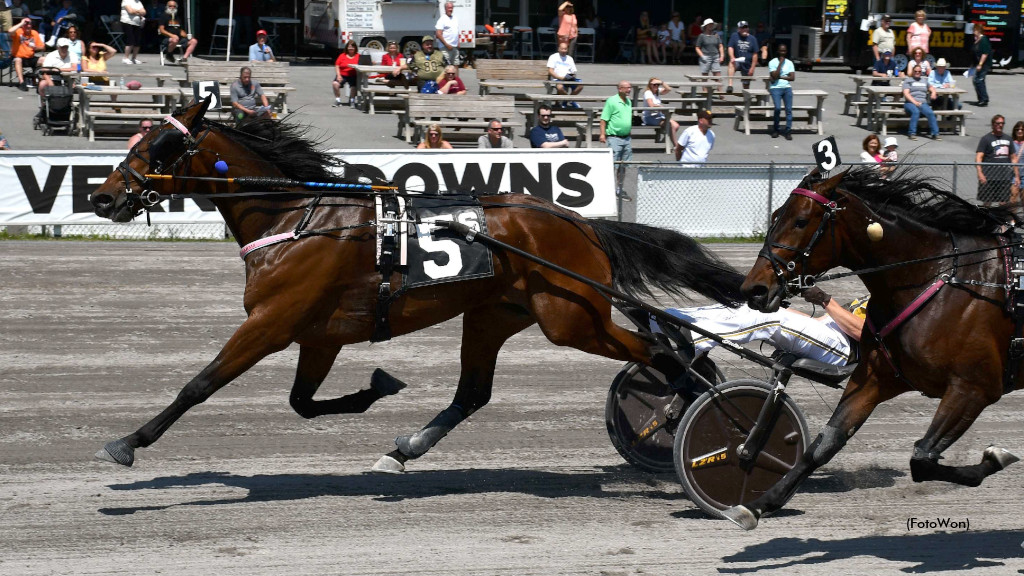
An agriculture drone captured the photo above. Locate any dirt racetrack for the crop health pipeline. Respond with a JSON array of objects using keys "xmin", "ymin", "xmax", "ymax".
[{"xmin": 1, "ymin": 241, "xmax": 1022, "ymax": 576}]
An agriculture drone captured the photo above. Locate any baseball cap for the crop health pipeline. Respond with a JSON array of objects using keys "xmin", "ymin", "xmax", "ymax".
[
  {"xmin": 702, "ymin": 18, "xmax": 715, "ymax": 28},
  {"xmin": 881, "ymin": 14, "xmax": 891, "ymax": 21},
  {"xmin": 256, "ymin": 29, "xmax": 268, "ymax": 37},
  {"xmin": 421, "ymin": 35, "xmax": 434, "ymax": 44},
  {"xmin": 882, "ymin": 49, "xmax": 892, "ymax": 56},
  {"xmin": 56, "ymin": 37, "xmax": 71, "ymax": 48},
  {"xmin": 698, "ymin": 107, "xmax": 713, "ymax": 124},
  {"xmin": 737, "ymin": 21, "xmax": 749, "ymax": 28},
  {"xmin": 884, "ymin": 136, "xmax": 898, "ymax": 148}
]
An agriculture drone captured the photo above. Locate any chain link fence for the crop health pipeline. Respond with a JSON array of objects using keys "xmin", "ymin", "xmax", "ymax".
[{"xmin": 4, "ymin": 223, "xmax": 231, "ymax": 240}]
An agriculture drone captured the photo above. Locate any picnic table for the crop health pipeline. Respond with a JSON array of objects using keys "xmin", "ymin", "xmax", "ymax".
[
  {"xmin": 77, "ymin": 85, "xmax": 184, "ymax": 141},
  {"xmin": 475, "ymin": 33, "xmax": 511, "ymax": 59},
  {"xmin": 62, "ymin": 70, "xmax": 176, "ymax": 87},
  {"xmin": 350, "ymin": 64, "xmax": 416, "ymax": 114},
  {"xmin": 734, "ymin": 88, "xmax": 828, "ymax": 135},
  {"xmin": 572, "ymin": 106, "xmax": 675, "ymax": 152},
  {"xmin": 860, "ymin": 85, "xmax": 970, "ymax": 136}
]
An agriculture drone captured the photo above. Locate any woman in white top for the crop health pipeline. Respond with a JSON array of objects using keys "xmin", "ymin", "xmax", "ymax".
[
  {"xmin": 120, "ymin": 0, "xmax": 146, "ymax": 64},
  {"xmin": 667, "ymin": 12, "xmax": 686, "ymax": 64},
  {"xmin": 904, "ymin": 47, "xmax": 931, "ymax": 76},
  {"xmin": 859, "ymin": 134, "xmax": 883, "ymax": 164},
  {"xmin": 641, "ymin": 77, "xmax": 680, "ymax": 144}
]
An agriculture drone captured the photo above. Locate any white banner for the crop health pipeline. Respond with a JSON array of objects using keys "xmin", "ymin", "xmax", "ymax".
[{"xmin": 0, "ymin": 149, "xmax": 617, "ymax": 226}]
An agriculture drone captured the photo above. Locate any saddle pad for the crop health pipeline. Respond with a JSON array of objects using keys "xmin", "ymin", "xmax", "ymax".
[{"xmin": 404, "ymin": 196, "xmax": 494, "ymax": 288}]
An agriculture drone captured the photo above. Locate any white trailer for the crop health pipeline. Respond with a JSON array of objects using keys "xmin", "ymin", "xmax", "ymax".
[{"xmin": 304, "ymin": 0, "xmax": 476, "ymax": 56}]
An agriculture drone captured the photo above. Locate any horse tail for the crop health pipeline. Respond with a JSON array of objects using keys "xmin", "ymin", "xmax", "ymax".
[{"xmin": 589, "ymin": 220, "xmax": 745, "ymax": 306}]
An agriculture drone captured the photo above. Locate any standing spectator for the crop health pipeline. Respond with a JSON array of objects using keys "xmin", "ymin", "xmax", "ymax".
[
  {"xmin": 641, "ymin": 77, "xmax": 680, "ymax": 144},
  {"xmin": 120, "ymin": 0, "xmax": 146, "ymax": 65},
  {"xmin": 754, "ymin": 21, "xmax": 770, "ymax": 61},
  {"xmin": 36, "ymin": 36, "xmax": 77, "ymax": 97},
  {"xmin": 971, "ymin": 24, "xmax": 992, "ymax": 107},
  {"xmin": 907, "ymin": 10, "xmax": 931, "ymax": 55},
  {"xmin": 547, "ymin": 41, "xmax": 582, "ymax": 108},
  {"xmin": 667, "ymin": 12, "xmax": 685, "ymax": 64},
  {"xmin": 872, "ymin": 14, "xmax": 894, "ymax": 62},
  {"xmin": 768, "ymin": 43, "xmax": 795, "ymax": 140},
  {"xmin": 158, "ymin": 1, "xmax": 196, "ymax": 64},
  {"xmin": 556, "ymin": 1, "xmax": 577, "ymax": 57},
  {"xmin": 674, "ymin": 108, "xmax": 715, "ymax": 166},
  {"xmin": 9, "ymin": 17, "xmax": 43, "ymax": 91},
  {"xmin": 64, "ymin": 24, "xmax": 83, "ymax": 60},
  {"xmin": 409, "ymin": 35, "xmax": 445, "ymax": 90},
  {"xmin": 901, "ymin": 63, "xmax": 940, "ymax": 141},
  {"xmin": 418, "ymin": 123, "xmax": 452, "ymax": 149},
  {"xmin": 904, "ymin": 47, "xmax": 931, "ymax": 76},
  {"xmin": 976, "ymin": 115, "xmax": 1013, "ymax": 205},
  {"xmin": 82, "ymin": 40, "xmax": 117, "ymax": 85},
  {"xmin": 478, "ymin": 119, "xmax": 513, "ymax": 149},
  {"xmin": 126, "ymin": 118, "xmax": 153, "ymax": 148},
  {"xmin": 860, "ymin": 134, "xmax": 883, "ymax": 163},
  {"xmin": 928, "ymin": 58, "xmax": 956, "ymax": 109},
  {"xmin": 599, "ymin": 80, "xmax": 633, "ymax": 201},
  {"xmin": 249, "ymin": 29, "xmax": 275, "ymax": 62},
  {"xmin": 695, "ymin": 19, "xmax": 724, "ymax": 84},
  {"xmin": 529, "ymin": 105, "xmax": 568, "ymax": 148},
  {"xmin": 635, "ymin": 11, "xmax": 658, "ymax": 64},
  {"xmin": 726, "ymin": 20, "xmax": 759, "ymax": 94},
  {"xmin": 332, "ymin": 40, "xmax": 359, "ymax": 107},
  {"xmin": 1010, "ymin": 121, "xmax": 1024, "ymax": 202},
  {"xmin": 379, "ymin": 40, "xmax": 410, "ymax": 88},
  {"xmin": 434, "ymin": 1, "xmax": 460, "ymax": 67},
  {"xmin": 0, "ymin": 1, "xmax": 11, "ymax": 36},
  {"xmin": 871, "ymin": 49, "xmax": 898, "ymax": 85},
  {"xmin": 230, "ymin": 66, "xmax": 271, "ymax": 124},
  {"xmin": 438, "ymin": 65, "xmax": 466, "ymax": 95}
]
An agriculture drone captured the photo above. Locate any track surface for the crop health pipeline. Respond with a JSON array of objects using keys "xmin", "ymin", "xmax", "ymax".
[{"xmin": 1, "ymin": 241, "xmax": 1022, "ymax": 575}]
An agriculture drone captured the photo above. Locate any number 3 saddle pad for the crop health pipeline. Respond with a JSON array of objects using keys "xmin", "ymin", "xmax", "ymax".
[{"xmin": 403, "ymin": 196, "xmax": 494, "ymax": 288}]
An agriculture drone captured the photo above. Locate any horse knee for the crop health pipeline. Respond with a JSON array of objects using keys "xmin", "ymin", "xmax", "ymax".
[
  {"xmin": 807, "ymin": 425, "xmax": 848, "ymax": 466},
  {"xmin": 288, "ymin": 392, "xmax": 319, "ymax": 419}
]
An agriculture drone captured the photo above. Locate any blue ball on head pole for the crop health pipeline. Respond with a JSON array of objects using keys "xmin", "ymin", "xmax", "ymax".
[{"xmin": 214, "ymin": 160, "xmax": 229, "ymax": 174}]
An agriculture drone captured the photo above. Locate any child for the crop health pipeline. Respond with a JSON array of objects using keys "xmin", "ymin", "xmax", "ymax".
[
  {"xmin": 656, "ymin": 23, "xmax": 670, "ymax": 63},
  {"xmin": 881, "ymin": 136, "xmax": 898, "ymax": 177}
]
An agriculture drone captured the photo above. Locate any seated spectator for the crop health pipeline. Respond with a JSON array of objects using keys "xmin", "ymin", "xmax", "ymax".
[
  {"xmin": 882, "ymin": 136, "xmax": 898, "ymax": 175},
  {"xmin": 10, "ymin": 0, "xmax": 34, "ymax": 20},
  {"xmin": 378, "ymin": 40, "xmax": 410, "ymax": 88},
  {"xmin": 927, "ymin": 57, "xmax": 957, "ymax": 110},
  {"xmin": 438, "ymin": 65, "xmax": 466, "ymax": 95},
  {"xmin": 0, "ymin": 130, "xmax": 9, "ymax": 150},
  {"xmin": 529, "ymin": 105, "xmax": 569, "ymax": 148},
  {"xmin": 871, "ymin": 49, "xmax": 898, "ymax": 85},
  {"xmin": 158, "ymin": 1, "xmax": 196, "ymax": 64},
  {"xmin": 231, "ymin": 66, "xmax": 271, "ymax": 124},
  {"xmin": 64, "ymin": 25, "xmax": 83, "ymax": 60},
  {"xmin": 642, "ymin": 77, "xmax": 680, "ymax": 144},
  {"xmin": 409, "ymin": 35, "xmax": 445, "ymax": 91},
  {"xmin": 547, "ymin": 41, "xmax": 582, "ymax": 108},
  {"xmin": 44, "ymin": 0, "xmax": 78, "ymax": 47},
  {"xmin": 478, "ymin": 119, "xmax": 514, "ymax": 148},
  {"xmin": 10, "ymin": 17, "xmax": 44, "ymax": 91},
  {"xmin": 127, "ymin": 118, "xmax": 153, "ymax": 149},
  {"xmin": 754, "ymin": 21, "xmax": 771, "ymax": 61},
  {"xmin": 667, "ymin": 12, "xmax": 685, "ymax": 64},
  {"xmin": 82, "ymin": 40, "xmax": 117, "ymax": 85},
  {"xmin": 37, "ymin": 37, "xmax": 77, "ymax": 97},
  {"xmin": 901, "ymin": 63, "xmax": 940, "ymax": 141},
  {"xmin": 418, "ymin": 123, "xmax": 453, "ymax": 149},
  {"xmin": 860, "ymin": 133, "xmax": 883, "ymax": 164},
  {"xmin": 332, "ymin": 40, "xmax": 359, "ymax": 107},
  {"xmin": 687, "ymin": 13, "xmax": 703, "ymax": 47},
  {"xmin": 904, "ymin": 46, "xmax": 931, "ymax": 77},
  {"xmin": 249, "ymin": 29, "xmax": 275, "ymax": 62}
]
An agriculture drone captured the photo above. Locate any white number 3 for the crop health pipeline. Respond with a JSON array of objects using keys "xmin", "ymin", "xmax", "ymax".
[{"xmin": 816, "ymin": 139, "xmax": 838, "ymax": 171}]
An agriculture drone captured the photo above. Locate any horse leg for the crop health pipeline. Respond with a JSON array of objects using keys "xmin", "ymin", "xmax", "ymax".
[
  {"xmin": 371, "ymin": 304, "xmax": 533, "ymax": 473},
  {"xmin": 722, "ymin": 374, "xmax": 901, "ymax": 530},
  {"xmin": 94, "ymin": 315, "xmax": 295, "ymax": 467},
  {"xmin": 289, "ymin": 345, "xmax": 407, "ymax": 418},
  {"xmin": 909, "ymin": 384, "xmax": 1019, "ymax": 486}
]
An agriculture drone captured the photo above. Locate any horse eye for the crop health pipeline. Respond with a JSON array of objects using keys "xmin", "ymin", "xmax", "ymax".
[{"xmin": 794, "ymin": 219, "xmax": 809, "ymax": 229}]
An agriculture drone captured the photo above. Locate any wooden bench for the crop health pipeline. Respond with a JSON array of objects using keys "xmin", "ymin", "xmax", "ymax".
[
  {"xmin": 875, "ymin": 109, "xmax": 973, "ymax": 137},
  {"xmin": 573, "ymin": 107, "xmax": 674, "ymax": 153},
  {"xmin": 398, "ymin": 94, "xmax": 521, "ymax": 145},
  {"xmin": 362, "ymin": 84, "xmax": 418, "ymax": 115},
  {"xmin": 476, "ymin": 59, "xmax": 549, "ymax": 98},
  {"xmin": 732, "ymin": 105, "xmax": 821, "ymax": 135},
  {"xmin": 183, "ymin": 58, "xmax": 294, "ymax": 115}
]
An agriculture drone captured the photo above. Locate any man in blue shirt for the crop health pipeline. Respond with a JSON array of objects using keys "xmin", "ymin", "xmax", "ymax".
[
  {"xmin": 726, "ymin": 21, "xmax": 759, "ymax": 94},
  {"xmin": 529, "ymin": 105, "xmax": 569, "ymax": 148},
  {"xmin": 871, "ymin": 49, "xmax": 899, "ymax": 86},
  {"xmin": 768, "ymin": 43, "xmax": 795, "ymax": 140}
]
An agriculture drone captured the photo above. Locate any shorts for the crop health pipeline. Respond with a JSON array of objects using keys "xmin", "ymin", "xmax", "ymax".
[
  {"xmin": 641, "ymin": 110, "xmax": 665, "ymax": 126},
  {"xmin": 607, "ymin": 135, "xmax": 632, "ymax": 162},
  {"xmin": 733, "ymin": 61, "xmax": 752, "ymax": 75},
  {"xmin": 978, "ymin": 180, "xmax": 1012, "ymax": 203},
  {"xmin": 334, "ymin": 74, "xmax": 356, "ymax": 88},
  {"xmin": 699, "ymin": 55, "xmax": 721, "ymax": 74}
]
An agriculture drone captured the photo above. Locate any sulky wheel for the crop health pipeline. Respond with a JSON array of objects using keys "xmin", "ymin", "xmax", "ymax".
[{"xmin": 673, "ymin": 379, "xmax": 809, "ymax": 518}]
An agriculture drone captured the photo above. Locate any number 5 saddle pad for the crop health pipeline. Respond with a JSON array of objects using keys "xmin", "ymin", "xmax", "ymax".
[{"xmin": 403, "ymin": 196, "xmax": 494, "ymax": 289}]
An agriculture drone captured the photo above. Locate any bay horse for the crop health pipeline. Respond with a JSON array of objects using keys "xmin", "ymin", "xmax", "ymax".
[
  {"xmin": 728, "ymin": 166, "xmax": 1021, "ymax": 530},
  {"xmin": 89, "ymin": 98, "xmax": 743, "ymax": 472}
]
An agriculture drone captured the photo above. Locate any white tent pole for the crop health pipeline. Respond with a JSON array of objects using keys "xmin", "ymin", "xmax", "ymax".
[{"xmin": 226, "ymin": 0, "xmax": 234, "ymax": 61}]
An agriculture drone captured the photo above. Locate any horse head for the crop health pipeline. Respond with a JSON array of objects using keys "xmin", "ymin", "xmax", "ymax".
[
  {"xmin": 91, "ymin": 97, "xmax": 212, "ymax": 222},
  {"xmin": 742, "ymin": 169, "xmax": 858, "ymax": 312}
]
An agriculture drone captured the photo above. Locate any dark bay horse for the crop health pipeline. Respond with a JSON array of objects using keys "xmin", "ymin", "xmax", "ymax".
[
  {"xmin": 729, "ymin": 167, "xmax": 1021, "ymax": 529},
  {"xmin": 89, "ymin": 99, "xmax": 744, "ymax": 472}
]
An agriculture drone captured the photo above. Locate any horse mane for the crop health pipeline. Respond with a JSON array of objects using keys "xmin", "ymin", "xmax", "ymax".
[
  {"xmin": 209, "ymin": 117, "xmax": 346, "ymax": 184},
  {"xmin": 825, "ymin": 165, "xmax": 1017, "ymax": 235}
]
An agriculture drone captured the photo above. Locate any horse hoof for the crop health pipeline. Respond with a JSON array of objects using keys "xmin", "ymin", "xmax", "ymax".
[
  {"xmin": 983, "ymin": 445, "xmax": 1020, "ymax": 470},
  {"xmin": 370, "ymin": 368, "xmax": 407, "ymax": 397},
  {"xmin": 371, "ymin": 454, "xmax": 405, "ymax": 474},
  {"xmin": 721, "ymin": 505, "xmax": 759, "ymax": 530},
  {"xmin": 94, "ymin": 439, "xmax": 135, "ymax": 467}
]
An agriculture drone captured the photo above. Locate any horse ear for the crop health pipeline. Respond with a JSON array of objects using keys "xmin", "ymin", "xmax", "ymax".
[
  {"xmin": 178, "ymin": 96, "xmax": 211, "ymax": 132},
  {"xmin": 817, "ymin": 168, "xmax": 850, "ymax": 197}
]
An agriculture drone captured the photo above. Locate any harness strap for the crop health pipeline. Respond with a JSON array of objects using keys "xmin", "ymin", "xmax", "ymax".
[
  {"xmin": 239, "ymin": 231, "xmax": 298, "ymax": 259},
  {"xmin": 792, "ymin": 187, "xmax": 838, "ymax": 208},
  {"xmin": 164, "ymin": 115, "xmax": 195, "ymax": 144}
]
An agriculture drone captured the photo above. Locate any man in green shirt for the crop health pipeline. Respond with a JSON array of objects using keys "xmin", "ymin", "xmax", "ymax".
[
  {"xmin": 409, "ymin": 35, "xmax": 446, "ymax": 89},
  {"xmin": 599, "ymin": 80, "xmax": 633, "ymax": 201}
]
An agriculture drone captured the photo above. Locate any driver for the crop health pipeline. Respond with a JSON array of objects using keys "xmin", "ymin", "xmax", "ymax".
[{"xmin": 652, "ymin": 287, "xmax": 865, "ymax": 366}]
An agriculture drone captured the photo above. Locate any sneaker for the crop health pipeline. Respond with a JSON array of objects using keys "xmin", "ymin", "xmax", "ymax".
[
  {"xmin": 133, "ymin": 59, "xmax": 145, "ymax": 65},
  {"xmin": 179, "ymin": 56, "xmax": 188, "ymax": 64},
  {"xmin": 334, "ymin": 97, "xmax": 342, "ymax": 107},
  {"xmin": 17, "ymin": 82, "xmax": 28, "ymax": 92},
  {"xmin": 977, "ymin": 101, "xmax": 989, "ymax": 107},
  {"xmin": 349, "ymin": 97, "xmax": 356, "ymax": 106},
  {"xmin": 770, "ymin": 130, "xmax": 779, "ymax": 138},
  {"xmin": 931, "ymin": 134, "xmax": 942, "ymax": 141},
  {"xmin": 122, "ymin": 58, "xmax": 133, "ymax": 65},
  {"xmin": 726, "ymin": 85, "xmax": 734, "ymax": 94},
  {"xmin": 784, "ymin": 132, "xmax": 792, "ymax": 141},
  {"xmin": 908, "ymin": 134, "xmax": 918, "ymax": 140},
  {"xmin": 45, "ymin": 36, "xmax": 56, "ymax": 47},
  {"xmin": 568, "ymin": 101, "xmax": 581, "ymax": 109}
]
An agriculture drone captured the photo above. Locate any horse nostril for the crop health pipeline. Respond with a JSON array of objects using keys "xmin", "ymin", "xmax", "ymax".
[
  {"xmin": 746, "ymin": 285, "xmax": 768, "ymax": 298},
  {"xmin": 91, "ymin": 193, "xmax": 114, "ymax": 208}
]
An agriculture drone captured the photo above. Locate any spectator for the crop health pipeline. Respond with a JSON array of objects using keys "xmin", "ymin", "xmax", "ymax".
[
  {"xmin": 36, "ymin": 37, "xmax": 77, "ymax": 98},
  {"xmin": 726, "ymin": 20, "xmax": 759, "ymax": 93},
  {"xmin": 687, "ymin": 14, "xmax": 703, "ymax": 47},
  {"xmin": 434, "ymin": 1, "xmax": 460, "ymax": 66},
  {"xmin": 556, "ymin": 1, "xmax": 577, "ymax": 56},
  {"xmin": 860, "ymin": 134, "xmax": 883, "ymax": 164},
  {"xmin": 0, "ymin": 1, "xmax": 11, "ymax": 34},
  {"xmin": 599, "ymin": 80, "xmax": 633, "ymax": 201},
  {"xmin": 82, "ymin": 40, "xmax": 117, "ymax": 85},
  {"xmin": 882, "ymin": 136, "xmax": 898, "ymax": 164},
  {"xmin": 928, "ymin": 58, "xmax": 957, "ymax": 110},
  {"xmin": 158, "ymin": 1, "xmax": 196, "ymax": 64},
  {"xmin": 754, "ymin": 21, "xmax": 770, "ymax": 61},
  {"xmin": 231, "ymin": 66, "xmax": 271, "ymax": 124},
  {"xmin": 695, "ymin": 19, "xmax": 724, "ymax": 83},
  {"xmin": 976, "ymin": 115, "xmax": 1013, "ymax": 205},
  {"xmin": 9, "ymin": 0, "xmax": 32, "ymax": 20},
  {"xmin": 249, "ymin": 29, "xmax": 275, "ymax": 62},
  {"xmin": 418, "ymin": 123, "xmax": 452, "ymax": 149},
  {"xmin": 971, "ymin": 24, "xmax": 991, "ymax": 107},
  {"xmin": 44, "ymin": 0, "xmax": 77, "ymax": 47},
  {"xmin": 547, "ymin": 41, "xmax": 582, "ymax": 109},
  {"xmin": 0, "ymin": 130, "xmax": 9, "ymax": 150},
  {"xmin": 10, "ymin": 17, "xmax": 44, "ymax": 91},
  {"xmin": 409, "ymin": 35, "xmax": 445, "ymax": 90},
  {"xmin": 904, "ymin": 47, "xmax": 931, "ymax": 77},
  {"xmin": 438, "ymin": 65, "xmax": 466, "ymax": 95},
  {"xmin": 126, "ymin": 118, "xmax": 153, "ymax": 149},
  {"xmin": 641, "ymin": 77, "xmax": 680, "ymax": 144},
  {"xmin": 655, "ymin": 24, "xmax": 670, "ymax": 64},
  {"xmin": 674, "ymin": 107, "xmax": 715, "ymax": 166},
  {"xmin": 768, "ymin": 43, "xmax": 795, "ymax": 140},
  {"xmin": 636, "ymin": 11, "xmax": 659, "ymax": 64},
  {"xmin": 667, "ymin": 12, "xmax": 685, "ymax": 64},
  {"xmin": 379, "ymin": 40, "xmax": 410, "ymax": 88},
  {"xmin": 478, "ymin": 119, "xmax": 513, "ymax": 149},
  {"xmin": 901, "ymin": 63, "xmax": 940, "ymax": 141},
  {"xmin": 332, "ymin": 40, "xmax": 359, "ymax": 107},
  {"xmin": 1011, "ymin": 121, "xmax": 1024, "ymax": 202},
  {"xmin": 871, "ymin": 49, "xmax": 898, "ymax": 85},
  {"xmin": 529, "ymin": 105, "xmax": 568, "ymax": 148},
  {"xmin": 872, "ymin": 14, "xmax": 894, "ymax": 62},
  {"xmin": 120, "ymin": 0, "xmax": 146, "ymax": 65},
  {"xmin": 64, "ymin": 24, "xmax": 83, "ymax": 60},
  {"xmin": 907, "ymin": 10, "xmax": 931, "ymax": 55}
]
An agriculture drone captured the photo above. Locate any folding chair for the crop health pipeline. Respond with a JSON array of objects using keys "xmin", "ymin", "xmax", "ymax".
[
  {"xmin": 207, "ymin": 18, "xmax": 235, "ymax": 56},
  {"xmin": 575, "ymin": 28, "xmax": 595, "ymax": 63},
  {"xmin": 615, "ymin": 28, "xmax": 636, "ymax": 63},
  {"xmin": 99, "ymin": 14, "xmax": 125, "ymax": 52},
  {"xmin": 505, "ymin": 26, "xmax": 533, "ymax": 59},
  {"xmin": 536, "ymin": 26, "xmax": 557, "ymax": 55}
]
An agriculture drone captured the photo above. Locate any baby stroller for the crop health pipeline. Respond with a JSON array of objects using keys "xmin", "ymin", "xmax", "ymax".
[{"xmin": 32, "ymin": 67, "xmax": 78, "ymax": 136}]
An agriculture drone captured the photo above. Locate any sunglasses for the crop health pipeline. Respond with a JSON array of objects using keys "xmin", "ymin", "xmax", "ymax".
[
  {"xmin": 651, "ymin": 83, "xmax": 661, "ymax": 87},
  {"xmin": 538, "ymin": 114, "xmax": 552, "ymax": 118},
  {"xmin": 141, "ymin": 125, "xmax": 153, "ymax": 131},
  {"xmin": 488, "ymin": 127, "xmax": 501, "ymax": 131},
  {"xmin": 429, "ymin": 132, "xmax": 440, "ymax": 136},
  {"xmin": 994, "ymin": 122, "xmax": 1005, "ymax": 125},
  {"xmin": 446, "ymin": 72, "xmax": 456, "ymax": 76}
]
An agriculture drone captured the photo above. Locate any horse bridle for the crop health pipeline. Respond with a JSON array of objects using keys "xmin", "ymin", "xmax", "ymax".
[
  {"xmin": 759, "ymin": 187, "xmax": 845, "ymax": 299},
  {"xmin": 115, "ymin": 115, "xmax": 210, "ymax": 216}
]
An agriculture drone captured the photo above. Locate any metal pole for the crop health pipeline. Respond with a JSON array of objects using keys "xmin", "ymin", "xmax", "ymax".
[
  {"xmin": 766, "ymin": 161, "xmax": 775, "ymax": 233},
  {"xmin": 226, "ymin": 0, "xmax": 234, "ymax": 61},
  {"xmin": 952, "ymin": 161, "xmax": 958, "ymax": 197}
]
